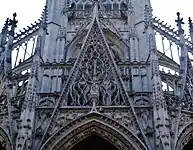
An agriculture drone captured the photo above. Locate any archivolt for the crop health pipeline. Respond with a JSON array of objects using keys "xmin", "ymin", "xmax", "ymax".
[
  {"xmin": 40, "ymin": 112, "xmax": 147, "ymax": 150},
  {"xmin": 175, "ymin": 121, "xmax": 193, "ymax": 150}
]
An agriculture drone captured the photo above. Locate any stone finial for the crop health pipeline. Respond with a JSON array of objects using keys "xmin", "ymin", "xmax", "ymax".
[
  {"xmin": 175, "ymin": 12, "xmax": 184, "ymax": 35},
  {"xmin": 0, "ymin": 18, "xmax": 9, "ymax": 48},
  {"xmin": 188, "ymin": 17, "xmax": 193, "ymax": 33},
  {"xmin": 1, "ymin": 18, "xmax": 9, "ymax": 34},
  {"xmin": 9, "ymin": 13, "xmax": 18, "ymax": 36}
]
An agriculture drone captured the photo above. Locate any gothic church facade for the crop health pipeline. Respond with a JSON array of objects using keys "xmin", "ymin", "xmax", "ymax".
[{"xmin": 0, "ymin": 0, "xmax": 193, "ymax": 150}]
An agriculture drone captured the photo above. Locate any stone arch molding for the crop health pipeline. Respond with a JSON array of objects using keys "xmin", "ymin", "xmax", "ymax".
[
  {"xmin": 40, "ymin": 112, "xmax": 148, "ymax": 150},
  {"xmin": 0, "ymin": 126, "xmax": 12, "ymax": 150},
  {"xmin": 175, "ymin": 121, "xmax": 193, "ymax": 150}
]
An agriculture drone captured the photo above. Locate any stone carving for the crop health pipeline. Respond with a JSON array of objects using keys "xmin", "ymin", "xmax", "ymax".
[
  {"xmin": 65, "ymin": 22, "xmax": 125, "ymax": 106},
  {"xmin": 179, "ymin": 113, "xmax": 193, "ymax": 129},
  {"xmin": 40, "ymin": 113, "xmax": 147, "ymax": 150},
  {"xmin": 35, "ymin": 111, "xmax": 52, "ymax": 138},
  {"xmin": 39, "ymin": 97, "xmax": 56, "ymax": 107},
  {"xmin": 136, "ymin": 109, "xmax": 154, "ymax": 137},
  {"xmin": 0, "ymin": 97, "xmax": 7, "ymax": 113},
  {"xmin": 134, "ymin": 96, "xmax": 149, "ymax": 106},
  {"xmin": 0, "ymin": 127, "xmax": 12, "ymax": 150},
  {"xmin": 107, "ymin": 112, "xmax": 133, "ymax": 127},
  {"xmin": 54, "ymin": 111, "xmax": 83, "ymax": 130},
  {"xmin": 1, "ymin": 0, "xmax": 193, "ymax": 149}
]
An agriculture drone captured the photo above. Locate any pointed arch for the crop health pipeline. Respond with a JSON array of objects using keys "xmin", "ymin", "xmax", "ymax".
[
  {"xmin": 0, "ymin": 126, "xmax": 12, "ymax": 150},
  {"xmin": 40, "ymin": 112, "xmax": 148, "ymax": 150},
  {"xmin": 175, "ymin": 121, "xmax": 193, "ymax": 150},
  {"xmin": 39, "ymin": 3, "xmax": 147, "ymax": 148},
  {"xmin": 71, "ymin": 134, "xmax": 118, "ymax": 150}
]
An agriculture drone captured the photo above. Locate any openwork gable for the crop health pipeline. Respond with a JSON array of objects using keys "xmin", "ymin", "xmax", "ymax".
[{"xmin": 65, "ymin": 19, "xmax": 125, "ymax": 106}]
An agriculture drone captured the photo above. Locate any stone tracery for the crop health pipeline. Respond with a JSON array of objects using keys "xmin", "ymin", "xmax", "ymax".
[
  {"xmin": 40, "ymin": 112, "xmax": 147, "ymax": 150},
  {"xmin": 1, "ymin": 0, "xmax": 193, "ymax": 150}
]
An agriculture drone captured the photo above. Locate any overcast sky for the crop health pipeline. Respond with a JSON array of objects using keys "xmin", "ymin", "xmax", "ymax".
[{"xmin": 0, "ymin": 0, "xmax": 192, "ymax": 34}]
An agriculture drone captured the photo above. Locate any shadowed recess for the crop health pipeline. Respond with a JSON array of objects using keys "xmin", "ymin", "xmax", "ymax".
[
  {"xmin": 182, "ymin": 139, "xmax": 193, "ymax": 150},
  {"xmin": 70, "ymin": 135, "xmax": 119, "ymax": 150},
  {"xmin": 0, "ymin": 143, "xmax": 6, "ymax": 150}
]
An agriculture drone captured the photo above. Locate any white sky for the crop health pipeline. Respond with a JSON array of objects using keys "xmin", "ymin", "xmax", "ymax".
[{"xmin": 0, "ymin": 0, "xmax": 192, "ymax": 34}]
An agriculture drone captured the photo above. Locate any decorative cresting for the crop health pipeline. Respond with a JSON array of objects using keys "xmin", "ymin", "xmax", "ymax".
[
  {"xmin": 66, "ymin": 0, "xmax": 128, "ymax": 10},
  {"xmin": 175, "ymin": 121, "xmax": 193, "ymax": 150},
  {"xmin": 40, "ymin": 112, "xmax": 148, "ymax": 150},
  {"xmin": 0, "ymin": 126, "xmax": 12, "ymax": 150}
]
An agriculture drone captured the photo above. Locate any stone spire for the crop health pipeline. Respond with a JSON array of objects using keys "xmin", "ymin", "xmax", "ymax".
[
  {"xmin": 16, "ymin": 4, "xmax": 48, "ymax": 147},
  {"xmin": 56, "ymin": 0, "xmax": 68, "ymax": 62},
  {"xmin": 16, "ymin": 35, "xmax": 42, "ymax": 150},
  {"xmin": 144, "ymin": 4, "xmax": 153, "ymax": 29},
  {"xmin": 0, "ymin": 18, "xmax": 9, "ymax": 46},
  {"xmin": 46, "ymin": 0, "xmax": 61, "ymax": 24},
  {"xmin": 127, "ymin": 0, "xmax": 139, "ymax": 62},
  {"xmin": 15, "ymin": 2, "xmax": 50, "ymax": 147},
  {"xmin": 42, "ymin": 0, "xmax": 62, "ymax": 62},
  {"xmin": 175, "ymin": 12, "xmax": 185, "ymax": 35},
  {"xmin": 149, "ymin": 33, "xmax": 171, "ymax": 150},
  {"xmin": 4, "ymin": 13, "xmax": 18, "ymax": 140},
  {"xmin": 175, "ymin": 12, "xmax": 188, "ymax": 99},
  {"xmin": 0, "ymin": 18, "xmax": 9, "ymax": 96},
  {"xmin": 144, "ymin": 5, "xmax": 171, "ymax": 150},
  {"xmin": 188, "ymin": 17, "xmax": 193, "ymax": 43}
]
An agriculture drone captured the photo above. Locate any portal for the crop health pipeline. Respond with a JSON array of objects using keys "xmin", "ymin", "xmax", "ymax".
[
  {"xmin": 0, "ymin": 143, "xmax": 6, "ymax": 150},
  {"xmin": 182, "ymin": 139, "xmax": 193, "ymax": 150},
  {"xmin": 71, "ymin": 135, "xmax": 119, "ymax": 150}
]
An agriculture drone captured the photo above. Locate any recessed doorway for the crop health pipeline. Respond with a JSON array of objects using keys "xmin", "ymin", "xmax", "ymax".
[
  {"xmin": 182, "ymin": 139, "xmax": 193, "ymax": 150},
  {"xmin": 71, "ymin": 135, "xmax": 119, "ymax": 150},
  {"xmin": 0, "ymin": 143, "xmax": 6, "ymax": 150}
]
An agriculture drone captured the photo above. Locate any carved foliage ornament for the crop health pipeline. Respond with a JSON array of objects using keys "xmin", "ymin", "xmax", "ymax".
[{"xmin": 40, "ymin": 113, "xmax": 147, "ymax": 150}]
